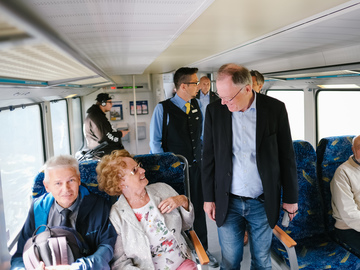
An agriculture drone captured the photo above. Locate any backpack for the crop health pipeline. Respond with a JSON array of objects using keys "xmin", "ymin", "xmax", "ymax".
[{"xmin": 23, "ymin": 225, "xmax": 89, "ymax": 269}]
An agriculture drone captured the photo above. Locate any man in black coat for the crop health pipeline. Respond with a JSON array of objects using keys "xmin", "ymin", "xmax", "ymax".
[
  {"xmin": 84, "ymin": 93, "xmax": 129, "ymax": 155},
  {"xmin": 196, "ymin": 76, "xmax": 219, "ymax": 115},
  {"xmin": 202, "ymin": 63, "xmax": 298, "ymax": 269}
]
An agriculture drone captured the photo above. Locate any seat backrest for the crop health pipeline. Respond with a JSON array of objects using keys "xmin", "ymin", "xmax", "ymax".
[
  {"xmin": 316, "ymin": 135, "xmax": 354, "ymax": 233},
  {"xmin": 134, "ymin": 152, "xmax": 187, "ymax": 196},
  {"xmin": 277, "ymin": 140, "xmax": 325, "ymax": 240},
  {"xmin": 32, "ymin": 153, "xmax": 186, "ymax": 201},
  {"xmin": 32, "ymin": 160, "xmax": 111, "ymax": 201},
  {"xmin": 78, "ymin": 160, "xmax": 112, "ymax": 200}
]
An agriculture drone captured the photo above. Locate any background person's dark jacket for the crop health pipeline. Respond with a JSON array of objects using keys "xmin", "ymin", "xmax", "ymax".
[
  {"xmin": 196, "ymin": 91, "xmax": 219, "ymax": 103},
  {"xmin": 84, "ymin": 104, "xmax": 124, "ymax": 153}
]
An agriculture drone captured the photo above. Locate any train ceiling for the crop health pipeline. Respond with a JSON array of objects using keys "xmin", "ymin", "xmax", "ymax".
[{"xmin": 0, "ymin": 0, "xmax": 360, "ymax": 89}]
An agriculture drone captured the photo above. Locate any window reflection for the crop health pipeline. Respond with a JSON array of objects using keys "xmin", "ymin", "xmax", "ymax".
[
  {"xmin": 0, "ymin": 105, "xmax": 44, "ymax": 247},
  {"xmin": 267, "ymin": 90, "xmax": 305, "ymax": 140}
]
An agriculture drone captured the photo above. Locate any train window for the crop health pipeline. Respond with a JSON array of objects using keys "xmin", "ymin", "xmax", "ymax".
[
  {"xmin": 317, "ymin": 90, "xmax": 360, "ymax": 139},
  {"xmin": 50, "ymin": 100, "xmax": 71, "ymax": 155},
  {"xmin": 0, "ymin": 105, "xmax": 44, "ymax": 247},
  {"xmin": 266, "ymin": 90, "xmax": 305, "ymax": 140},
  {"xmin": 71, "ymin": 97, "xmax": 84, "ymax": 152}
]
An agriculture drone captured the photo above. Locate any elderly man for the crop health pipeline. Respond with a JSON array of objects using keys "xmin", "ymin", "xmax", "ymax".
[
  {"xmin": 10, "ymin": 155, "xmax": 117, "ymax": 270},
  {"xmin": 84, "ymin": 93, "xmax": 129, "ymax": 155},
  {"xmin": 250, "ymin": 70, "xmax": 265, "ymax": 93},
  {"xmin": 150, "ymin": 67, "xmax": 218, "ymax": 267},
  {"xmin": 330, "ymin": 135, "xmax": 360, "ymax": 255},
  {"xmin": 202, "ymin": 63, "xmax": 298, "ymax": 269}
]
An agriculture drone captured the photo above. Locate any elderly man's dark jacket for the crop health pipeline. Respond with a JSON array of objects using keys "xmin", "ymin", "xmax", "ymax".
[
  {"xmin": 196, "ymin": 91, "xmax": 219, "ymax": 103},
  {"xmin": 201, "ymin": 93, "xmax": 298, "ymax": 228},
  {"xmin": 11, "ymin": 185, "xmax": 117, "ymax": 269}
]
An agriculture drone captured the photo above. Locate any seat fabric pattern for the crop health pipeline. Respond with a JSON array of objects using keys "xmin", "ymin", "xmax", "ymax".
[
  {"xmin": 79, "ymin": 160, "xmax": 112, "ymax": 200},
  {"xmin": 316, "ymin": 135, "xmax": 354, "ymax": 233},
  {"xmin": 32, "ymin": 172, "xmax": 46, "ymax": 198},
  {"xmin": 134, "ymin": 152, "xmax": 186, "ymax": 196},
  {"xmin": 272, "ymin": 140, "xmax": 360, "ymax": 269}
]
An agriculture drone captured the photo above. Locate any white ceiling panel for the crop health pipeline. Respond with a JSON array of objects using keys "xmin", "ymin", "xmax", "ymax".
[
  {"xmin": 9, "ymin": 0, "xmax": 215, "ymax": 76},
  {"xmin": 1, "ymin": 0, "xmax": 360, "ymax": 96}
]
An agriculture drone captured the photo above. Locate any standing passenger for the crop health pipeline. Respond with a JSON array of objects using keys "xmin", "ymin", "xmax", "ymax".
[
  {"xmin": 150, "ymin": 67, "xmax": 219, "ymax": 267},
  {"xmin": 250, "ymin": 70, "xmax": 264, "ymax": 93},
  {"xmin": 196, "ymin": 76, "xmax": 219, "ymax": 117},
  {"xmin": 84, "ymin": 93, "xmax": 129, "ymax": 155},
  {"xmin": 196, "ymin": 76, "xmax": 219, "ymax": 138},
  {"xmin": 202, "ymin": 63, "xmax": 298, "ymax": 269}
]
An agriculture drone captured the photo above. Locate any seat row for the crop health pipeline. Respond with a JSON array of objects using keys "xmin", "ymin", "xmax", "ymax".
[
  {"xmin": 272, "ymin": 135, "xmax": 360, "ymax": 269},
  {"xmin": 31, "ymin": 136, "xmax": 359, "ymax": 269}
]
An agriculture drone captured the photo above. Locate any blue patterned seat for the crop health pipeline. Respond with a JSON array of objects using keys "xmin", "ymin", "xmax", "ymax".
[
  {"xmin": 272, "ymin": 140, "xmax": 360, "ymax": 269},
  {"xmin": 134, "ymin": 152, "xmax": 186, "ymax": 196},
  {"xmin": 316, "ymin": 135, "xmax": 354, "ymax": 234},
  {"xmin": 316, "ymin": 135, "xmax": 360, "ymax": 258},
  {"xmin": 32, "ymin": 153, "xmax": 186, "ymax": 199}
]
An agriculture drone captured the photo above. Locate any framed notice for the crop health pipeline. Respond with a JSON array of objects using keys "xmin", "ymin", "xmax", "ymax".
[
  {"xmin": 110, "ymin": 101, "xmax": 123, "ymax": 121},
  {"xmin": 129, "ymin": 100, "xmax": 148, "ymax": 115}
]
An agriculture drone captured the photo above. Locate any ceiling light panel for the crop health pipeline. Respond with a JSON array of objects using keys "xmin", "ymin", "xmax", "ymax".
[
  {"xmin": 0, "ymin": 43, "xmax": 98, "ymax": 81},
  {"xmin": 0, "ymin": 20, "xmax": 27, "ymax": 39},
  {"xmin": 16, "ymin": 0, "xmax": 214, "ymax": 75}
]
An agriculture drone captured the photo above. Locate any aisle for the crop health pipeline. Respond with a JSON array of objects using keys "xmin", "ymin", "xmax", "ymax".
[
  {"xmin": 200, "ymin": 215, "xmax": 284, "ymax": 270},
  {"xmin": 200, "ymin": 215, "xmax": 251, "ymax": 270}
]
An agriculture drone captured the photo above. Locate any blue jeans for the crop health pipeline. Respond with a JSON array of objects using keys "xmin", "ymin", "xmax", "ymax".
[{"xmin": 218, "ymin": 196, "xmax": 272, "ymax": 270}]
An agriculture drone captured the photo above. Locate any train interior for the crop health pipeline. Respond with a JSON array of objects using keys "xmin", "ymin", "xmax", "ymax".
[{"xmin": 1, "ymin": 0, "xmax": 360, "ymax": 269}]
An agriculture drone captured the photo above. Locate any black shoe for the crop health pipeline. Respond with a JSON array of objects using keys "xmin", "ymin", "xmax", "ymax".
[{"xmin": 206, "ymin": 250, "xmax": 219, "ymax": 268}]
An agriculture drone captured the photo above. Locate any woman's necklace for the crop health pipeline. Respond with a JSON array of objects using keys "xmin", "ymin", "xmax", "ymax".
[
  {"xmin": 134, "ymin": 189, "xmax": 147, "ymax": 202},
  {"xmin": 127, "ymin": 189, "xmax": 148, "ymax": 206}
]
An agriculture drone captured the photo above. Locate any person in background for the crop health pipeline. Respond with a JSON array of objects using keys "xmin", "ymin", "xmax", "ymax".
[
  {"xmin": 202, "ymin": 63, "xmax": 298, "ymax": 269},
  {"xmin": 84, "ymin": 93, "xmax": 129, "ymax": 155},
  {"xmin": 149, "ymin": 67, "xmax": 218, "ymax": 267},
  {"xmin": 196, "ymin": 76, "xmax": 219, "ymax": 117},
  {"xmin": 196, "ymin": 76, "xmax": 219, "ymax": 138},
  {"xmin": 330, "ymin": 134, "xmax": 360, "ymax": 255},
  {"xmin": 10, "ymin": 155, "xmax": 117, "ymax": 270},
  {"xmin": 250, "ymin": 70, "xmax": 264, "ymax": 93},
  {"xmin": 96, "ymin": 149, "xmax": 197, "ymax": 270}
]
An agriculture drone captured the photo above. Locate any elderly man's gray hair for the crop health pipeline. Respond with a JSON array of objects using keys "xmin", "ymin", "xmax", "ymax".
[{"xmin": 44, "ymin": 155, "xmax": 80, "ymax": 183}]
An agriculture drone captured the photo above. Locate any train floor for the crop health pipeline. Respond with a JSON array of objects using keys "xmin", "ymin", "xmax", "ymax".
[{"xmin": 200, "ymin": 215, "xmax": 285, "ymax": 270}]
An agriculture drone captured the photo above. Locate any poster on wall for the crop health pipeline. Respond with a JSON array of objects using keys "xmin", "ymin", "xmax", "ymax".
[
  {"xmin": 130, "ymin": 100, "xmax": 148, "ymax": 115},
  {"xmin": 110, "ymin": 101, "xmax": 123, "ymax": 121}
]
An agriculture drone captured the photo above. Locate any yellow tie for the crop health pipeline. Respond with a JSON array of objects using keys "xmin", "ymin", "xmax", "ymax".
[{"xmin": 185, "ymin": 102, "xmax": 191, "ymax": 114}]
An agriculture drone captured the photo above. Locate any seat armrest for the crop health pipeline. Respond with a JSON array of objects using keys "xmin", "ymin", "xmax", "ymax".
[
  {"xmin": 273, "ymin": 225, "xmax": 297, "ymax": 248},
  {"xmin": 273, "ymin": 225, "xmax": 299, "ymax": 270},
  {"xmin": 184, "ymin": 230, "xmax": 209, "ymax": 265}
]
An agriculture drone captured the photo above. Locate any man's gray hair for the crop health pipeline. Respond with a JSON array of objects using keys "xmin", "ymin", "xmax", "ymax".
[
  {"xmin": 217, "ymin": 63, "xmax": 252, "ymax": 86},
  {"xmin": 44, "ymin": 155, "xmax": 80, "ymax": 183}
]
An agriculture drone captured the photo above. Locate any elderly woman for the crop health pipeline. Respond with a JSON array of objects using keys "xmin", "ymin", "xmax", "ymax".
[{"xmin": 96, "ymin": 150, "xmax": 197, "ymax": 270}]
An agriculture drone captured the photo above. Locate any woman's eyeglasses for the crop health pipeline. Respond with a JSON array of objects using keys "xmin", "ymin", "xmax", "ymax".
[{"xmin": 130, "ymin": 162, "xmax": 142, "ymax": 175}]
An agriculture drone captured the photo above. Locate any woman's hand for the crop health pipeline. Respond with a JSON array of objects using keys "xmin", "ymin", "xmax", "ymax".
[{"xmin": 158, "ymin": 195, "xmax": 189, "ymax": 213}]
